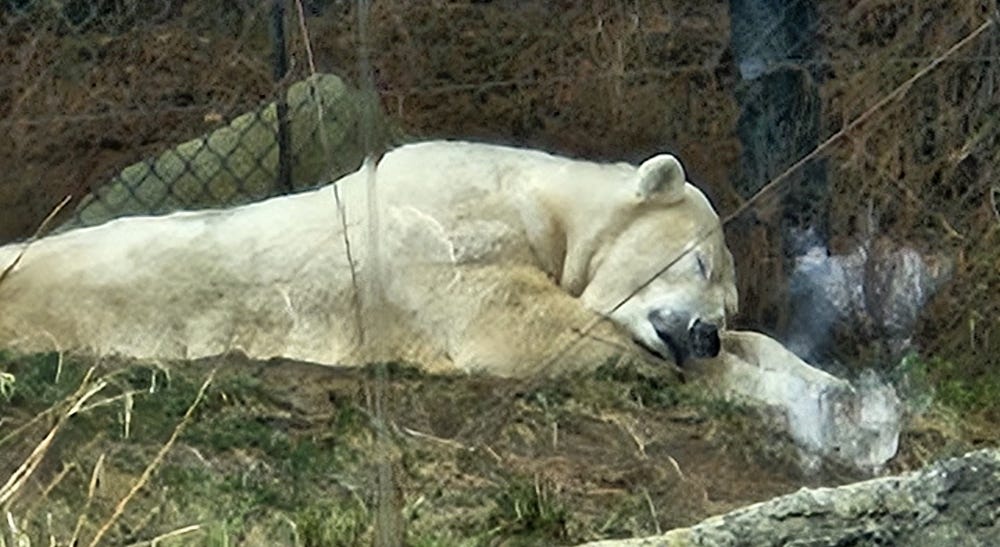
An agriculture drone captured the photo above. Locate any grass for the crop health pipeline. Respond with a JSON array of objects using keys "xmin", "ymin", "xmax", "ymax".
[
  {"xmin": 0, "ymin": 352, "xmax": 379, "ymax": 546},
  {"xmin": 488, "ymin": 475, "xmax": 569, "ymax": 544},
  {"xmin": 590, "ymin": 357, "xmax": 752, "ymax": 418},
  {"xmin": 0, "ymin": 352, "xmax": 600, "ymax": 546},
  {"xmin": 1, "ymin": 346, "xmax": 988, "ymax": 546},
  {"xmin": 894, "ymin": 352, "xmax": 1000, "ymax": 419}
]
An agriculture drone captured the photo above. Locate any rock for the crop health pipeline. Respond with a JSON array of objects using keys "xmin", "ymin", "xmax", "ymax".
[
  {"xmin": 787, "ymin": 231, "xmax": 953, "ymax": 361},
  {"xmin": 579, "ymin": 449, "xmax": 1000, "ymax": 547},
  {"xmin": 692, "ymin": 331, "xmax": 900, "ymax": 471}
]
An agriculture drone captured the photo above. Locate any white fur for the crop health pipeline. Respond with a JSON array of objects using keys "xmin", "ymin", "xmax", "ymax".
[
  {"xmin": 0, "ymin": 140, "xmax": 900, "ymax": 466},
  {"xmin": 0, "ymin": 140, "xmax": 735, "ymax": 375}
]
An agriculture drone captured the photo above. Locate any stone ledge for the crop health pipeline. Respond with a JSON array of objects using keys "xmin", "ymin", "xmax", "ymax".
[{"xmin": 580, "ymin": 449, "xmax": 1000, "ymax": 547}]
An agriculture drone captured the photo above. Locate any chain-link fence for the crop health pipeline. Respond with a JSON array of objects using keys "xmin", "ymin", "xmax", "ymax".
[
  {"xmin": 1, "ymin": 0, "xmax": 999, "ymax": 543},
  {"xmin": 4, "ymin": 0, "xmax": 996, "ymax": 369},
  {"xmin": 0, "ymin": 0, "xmax": 397, "ymax": 237}
]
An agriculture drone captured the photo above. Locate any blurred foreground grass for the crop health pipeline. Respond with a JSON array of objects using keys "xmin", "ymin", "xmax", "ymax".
[{"xmin": 0, "ymin": 350, "xmax": 988, "ymax": 546}]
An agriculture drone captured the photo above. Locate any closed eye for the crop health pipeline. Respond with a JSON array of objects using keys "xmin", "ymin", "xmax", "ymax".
[{"xmin": 696, "ymin": 254, "xmax": 709, "ymax": 280}]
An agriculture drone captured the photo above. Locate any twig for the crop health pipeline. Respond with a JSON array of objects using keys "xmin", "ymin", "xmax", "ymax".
[
  {"xmin": 39, "ymin": 462, "xmax": 77, "ymax": 500},
  {"xmin": 123, "ymin": 524, "xmax": 202, "ymax": 547},
  {"xmin": 0, "ymin": 405, "xmax": 57, "ymax": 448},
  {"xmin": 54, "ymin": 349, "xmax": 63, "ymax": 384},
  {"xmin": 990, "ymin": 184, "xmax": 999, "ymax": 223},
  {"xmin": 0, "ymin": 367, "xmax": 99, "ymax": 507},
  {"xmin": 295, "ymin": 0, "xmax": 366, "ymax": 349},
  {"xmin": 935, "ymin": 213, "xmax": 965, "ymax": 240},
  {"xmin": 5, "ymin": 511, "xmax": 23, "ymax": 544},
  {"xmin": 13, "ymin": 460, "xmax": 79, "ymax": 538},
  {"xmin": 279, "ymin": 515, "xmax": 301, "ymax": 547},
  {"xmin": 642, "ymin": 488, "xmax": 662, "ymax": 535},
  {"xmin": 482, "ymin": 444, "xmax": 504, "ymax": 464},
  {"xmin": 67, "ymin": 380, "xmax": 110, "ymax": 416},
  {"xmin": 86, "ymin": 369, "xmax": 215, "ymax": 547},
  {"xmin": 0, "ymin": 194, "xmax": 71, "ymax": 289},
  {"xmin": 123, "ymin": 390, "xmax": 134, "ymax": 439},
  {"xmin": 398, "ymin": 425, "xmax": 468, "ymax": 450},
  {"xmin": 73, "ymin": 389, "xmax": 144, "ymax": 416},
  {"xmin": 605, "ymin": 415, "xmax": 646, "ymax": 459},
  {"xmin": 667, "ymin": 454, "xmax": 687, "ymax": 482},
  {"xmin": 293, "ymin": 0, "xmax": 317, "ymax": 75},
  {"xmin": 69, "ymin": 453, "xmax": 105, "ymax": 547},
  {"xmin": 334, "ymin": 184, "xmax": 366, "ymax": 348}
]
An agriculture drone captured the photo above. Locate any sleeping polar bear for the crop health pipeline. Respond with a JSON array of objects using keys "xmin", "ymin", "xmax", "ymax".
[
  {"xmin": 0, "ymin": 140, "xmax": 900, "ymax": 468},
  {"xmin": 0, "ymin": 140, "xmax": 736, "ymax": 375}
]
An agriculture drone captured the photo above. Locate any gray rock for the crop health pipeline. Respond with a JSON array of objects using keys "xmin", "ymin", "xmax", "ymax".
[
  {"xmin": 786, "ymin": 231, "xmax": 953, "ymax": 361},
  {"xmin": 579, "ymin": 449, "xmax": 1000, "ymax": 546},
  {"xmin": 695, "ymin": 331, "xmax": 900, "ymax": 472}
]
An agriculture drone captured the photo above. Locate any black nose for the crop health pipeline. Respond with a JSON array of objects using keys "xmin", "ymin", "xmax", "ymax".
[{"xmin": 689, "ymin": 319, "xmax": 720, "ymax": 358}]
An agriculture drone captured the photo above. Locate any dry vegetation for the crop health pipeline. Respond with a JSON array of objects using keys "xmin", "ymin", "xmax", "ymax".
[
  {"xmin": 0, "ymin": 351, "xmax": 872, "ymax": 545},
  {"xmin": 1, "ymin": 2, "xmax": 994, "ymax": 383},
  {"xmin": 816, "ymin": 0, "xmax": 1000, "ymax": 413},
  {"xmin": 1, "ymin": 0, "xmax": 998, "ymax": 544}
]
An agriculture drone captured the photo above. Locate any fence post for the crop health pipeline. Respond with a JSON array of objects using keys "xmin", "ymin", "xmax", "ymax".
[{"xmin": 270, "ymin": 0, "xmax": 293, "ymax": 193}]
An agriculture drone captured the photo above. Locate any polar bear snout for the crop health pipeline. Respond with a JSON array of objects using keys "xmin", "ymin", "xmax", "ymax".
[
  {"xmin": 647, "ymin": 310, "xmax": 722, "ymax": 366},
  {"xmin": 689, "ymin": 318, "xmax": 721, "ymax": 359}
]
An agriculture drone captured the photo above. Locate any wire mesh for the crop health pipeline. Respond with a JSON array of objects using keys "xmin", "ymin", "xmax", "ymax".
[{"xmin": 0, "ymin": 0, "xmax": 998, "ymax": 543}]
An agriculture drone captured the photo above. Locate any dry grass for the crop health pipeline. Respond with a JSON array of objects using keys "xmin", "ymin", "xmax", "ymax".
[
  {"xmin": 86, "ymin": 369, "xmax": 214, "ymax": 547},
  {"xmin": 0, "ymin": 356, "xmax": 216, "ymax": 547},
  {"xmin": 1, "ymin": 2, "xmax": 994, "ymax": 388},
  {"xmin": 0, "ymin": 352, "xmax": 884, "ymax": 546},
  {"xmin": 0, "ymin": 3, "xmax": 998, "ymax": 544}
]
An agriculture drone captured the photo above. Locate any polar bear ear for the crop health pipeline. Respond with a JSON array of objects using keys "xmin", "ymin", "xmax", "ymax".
[{"xmin": 636, "ymin": 154, "xmax": 686, "ymax": 203}]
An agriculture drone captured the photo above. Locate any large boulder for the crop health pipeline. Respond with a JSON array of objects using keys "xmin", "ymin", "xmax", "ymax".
[{"xmin": 580, "ymin": 449, "xmax": 1000, "ymax": 546}]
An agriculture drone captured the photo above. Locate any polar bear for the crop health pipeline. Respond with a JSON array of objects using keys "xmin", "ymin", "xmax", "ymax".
[
  {"xmin": 0, "ymin": 140, "xmax": 737, "ymax": 376},
  {"xmin": 0, "ymin": 141, "xmax": 902, "ymax": 468}
]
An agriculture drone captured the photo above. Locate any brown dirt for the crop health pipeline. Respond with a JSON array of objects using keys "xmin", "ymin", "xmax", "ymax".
[
  {"xmin": 1, "ymin": 2, "xmax": 998, "ymax": 542},
  {"xmin": 1, "ymin": 352, "xmax": 877, "ymax": 545},
  {"xmin": 234, "ymin": 355, "xmax": 856, "ymax": 537}
]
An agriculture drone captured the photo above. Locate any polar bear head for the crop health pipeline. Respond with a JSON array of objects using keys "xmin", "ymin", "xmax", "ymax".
[{"xmin": 578, "ymin": 154, "xmax": 737, "ymax": 366}]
